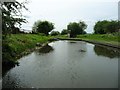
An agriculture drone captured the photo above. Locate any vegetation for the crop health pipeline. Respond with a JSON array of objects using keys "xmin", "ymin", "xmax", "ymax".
[
  {"xmin": 77, "ymin": 33, "xmax": 120, "ymax": 45},
  {"xmin": 3, "ymin": 34, "xmax": 52, "ymax": 65},
  {"xmin": 94, "ymin": 45, "xmax": 120, "ymax": 58},
  {"xmin": 32, "ymin": 20, "xmax": 54, "ymax": 35},
  {"xmin": 94, "ymin": 20, "xmax": 120, "ymax": 34},
  {"xmin": 2, "ymin": 1, "xmax": 120, "ymax": 67},
  {"xmin": 67, "ymin": 21, "xmax": 87, "ymax": 37},
  {"xmin": 2, "ymin": 1, "xmax": 30, "ymax": 66},
  {"xmin": 50, "ymin": 31, "xmax": 60, "ymax": 36},
  {"xmin": 2, "ymin": 1, "xmax": 28, "ymax": 37},
  {"xmin": 61, "ymin": 29, "xmax": 69, "ymax": 35}
]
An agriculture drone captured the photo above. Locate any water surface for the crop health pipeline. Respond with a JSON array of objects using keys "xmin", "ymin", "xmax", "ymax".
[{"xmin": 3, "ymin": 41, "xmax": 119, "ymax": 88}]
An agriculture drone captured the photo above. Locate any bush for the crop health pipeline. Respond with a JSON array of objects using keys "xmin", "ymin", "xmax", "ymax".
[
  {"xmin": 50, "ymin": 31, "xmax": 60, "ymax": 36},
  {"xmin": 61, "ymin": 29, "xmax": 69, "ymax": 35}
]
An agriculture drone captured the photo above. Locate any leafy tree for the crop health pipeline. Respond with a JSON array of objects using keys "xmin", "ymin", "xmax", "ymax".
[
  {"xmin": 32, "ymin": 20, "xmax": 54, "ymax": 35},
  {"xmin": 67, "ymin": 21, "xmax": 87, "ymax": 37},
  {"xmin": 94, "ymin": 20, "xmax": 119, "ymax": 34},
  {"xmin": 50, "ymin": 31, "xmax": 60, "ymax": 36},
  {"xmin": 105, "ymin": 20, "xmax": 119, "ymax": 33},
  {"xmin": 94, "ymin": 20, "xmax": 108, "ymax": 34},
  {"xmin": 11, "ymin": 27, "xmax": 20, "ymax": 34},
  {"xmin": 2, "ymin": 1, "xmax": 28, "ymax": 65},
  {"xmin": 61, "ymin": 29, "xmax": 69, "ymax": 35},
  {"xmin": 1, "ymin": 1, "xmax": 28, "ymax": 38}
]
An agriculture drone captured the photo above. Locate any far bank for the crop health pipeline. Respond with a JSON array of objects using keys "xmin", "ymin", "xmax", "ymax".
[{"xmin": 58, "ymin": 33, "xmax": 120, "ymax": 49}]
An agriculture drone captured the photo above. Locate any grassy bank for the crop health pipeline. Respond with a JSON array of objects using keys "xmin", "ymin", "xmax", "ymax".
[
  {"xmin": 3, "ymin": 34, "xmax": 52, "ymax": 65},
  {"xmin": 57, "ymin": 33, "xmax": 120, "ymax": 48},
  {"xmin": 77, "ymin": 33, "xmax": 120, "ymax": 46},
  {"xmin": 3, "ymin": 33, "xmax": 120, "ymax": 65}
]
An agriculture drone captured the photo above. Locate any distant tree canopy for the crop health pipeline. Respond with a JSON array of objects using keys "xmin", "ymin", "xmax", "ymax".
[
  {"xmin": 67, "ymin": 21, "xmax": 87, "ymax": 37},
  {"xmin": 32, "ymin": 20, "xmax": 54, "ymax": 35},
  {"xmin": 61, "ymin": 29, "xmax": 69, "ymax": 35},
  {"xmin": 1, "ymin": 1, "xmax": 28, "ymax": 38},
  {"xmin": 50, "ymin": 31, "xmax": 60, "ymax": 36},
  {"xmin": 94, "ymin": 20, "xmax": 120, "ymax": 34}
]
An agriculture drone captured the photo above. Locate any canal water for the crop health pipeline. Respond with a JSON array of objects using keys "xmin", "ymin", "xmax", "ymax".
[{"xmin": 2, "ymin": 41, "xmax": 120, "ymax": 88}]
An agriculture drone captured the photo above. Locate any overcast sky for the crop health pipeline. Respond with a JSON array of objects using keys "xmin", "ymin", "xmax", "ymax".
[{"xmin": 17, "ymin": 0, "xmax": 119, "ymax": 33}]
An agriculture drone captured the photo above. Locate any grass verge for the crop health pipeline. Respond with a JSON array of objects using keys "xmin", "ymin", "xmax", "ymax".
[
  {"xmin": 77, "ymin": 33, "xmax": 120, "ymax": 46},
  {"xmin": 2, "ymin": 34, "xmax": 53, "ymax": 65}
]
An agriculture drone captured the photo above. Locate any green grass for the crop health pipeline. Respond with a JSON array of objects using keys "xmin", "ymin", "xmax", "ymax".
[
  {"xmin": 3, "ymin": 33, "xmax": 120, "ymax": 64},
  {"xmin": 56, "ymin": 33, "xmax": 120, "ymax": 46},
  {"xmin": 8, "ymin": 34, "xmax": 51, "ymax": 53},
  {"xmin": 77, "ymin": 33, "xmax": 120, "ymax": 45},
  {"xmin": 3, "ymin": 34, "xmax": 53, "ymax": 63}
]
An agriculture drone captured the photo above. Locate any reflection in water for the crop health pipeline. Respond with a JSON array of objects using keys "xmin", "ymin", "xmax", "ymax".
[
  {"xmin": 2, "ymin": 41, "xmax": 119, "ymax": 88},
  {"xmin": 94, "ymin": 45, "xmax": 120, "ymax": 58},
  {"xmin": 36, "ymin": 44, "xmax": 54, "ymax": 55},
  {"xmin": 69, "ymin": 41, "xmax": 77, "ymax": 44},
  {"xmin": 66, "ymin": 41, "xmax": 87, "ymax": 65}
]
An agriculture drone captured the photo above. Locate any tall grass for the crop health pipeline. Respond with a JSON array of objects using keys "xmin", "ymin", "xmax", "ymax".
[{"xmin": 3, "ymin": 34, "xmax": 52, "ymax": 63}]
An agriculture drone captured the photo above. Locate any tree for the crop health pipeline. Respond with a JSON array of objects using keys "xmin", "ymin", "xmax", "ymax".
[
  {"xmin": 94, "ymin": 20, "xmax": 119, "ymax": 34},
  {"xmin": 94, "ymin": 20, "xmax": 108, "ymax": 34},
  {"xmin": 11, "ymin": 27, "xmax": 20, "ymax": 34},
  {"xmin": 105, "ymin": 20, "xmax": 119, "ymax": 33},
  {"xmin": 50, "ymin": 31, "xmax": 60, "ymax": 36},
  {"xmin": 67, "ymin": 21, "xmax": 87, "ymax": 37},
  {"xmin": 2, "ymin": 1, "xmax": 28, "ymax": 65},
  {"xmin": 1, "ymin": 1, "xmax": 28, "ymax": 38},
  {"xmin": 32, "ymin": 20, "xmax": 54, "ymax": 35},
  {"xmin": 61, "ymin": 29, "xmax": 69, "ymax": 35}
]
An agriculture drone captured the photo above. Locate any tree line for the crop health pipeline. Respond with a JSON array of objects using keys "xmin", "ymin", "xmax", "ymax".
[
  {"xmin": 2, "ymin": 1, "xmax": 120, "ymax": 38},
  {"xmin": 32, "ymin": 20, "xmax": 119, "ymax": 37},
  {"xmin": 94, "ymin": 20, "xmax": 120, "ymax": 34},
  {"xmin": 32, "ymin": 20, "xmax": 87, "ymax": 37}
]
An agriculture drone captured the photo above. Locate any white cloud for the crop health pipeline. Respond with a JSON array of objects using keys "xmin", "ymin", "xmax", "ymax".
[{"xmin": 18, "ymin": 0, "xmax": 118, "ymax": 33}]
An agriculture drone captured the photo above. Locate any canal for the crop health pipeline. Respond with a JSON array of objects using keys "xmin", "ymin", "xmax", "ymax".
[{"xmin": 2, "ymin": 41, "xmax": 120, "ymax": 88}]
